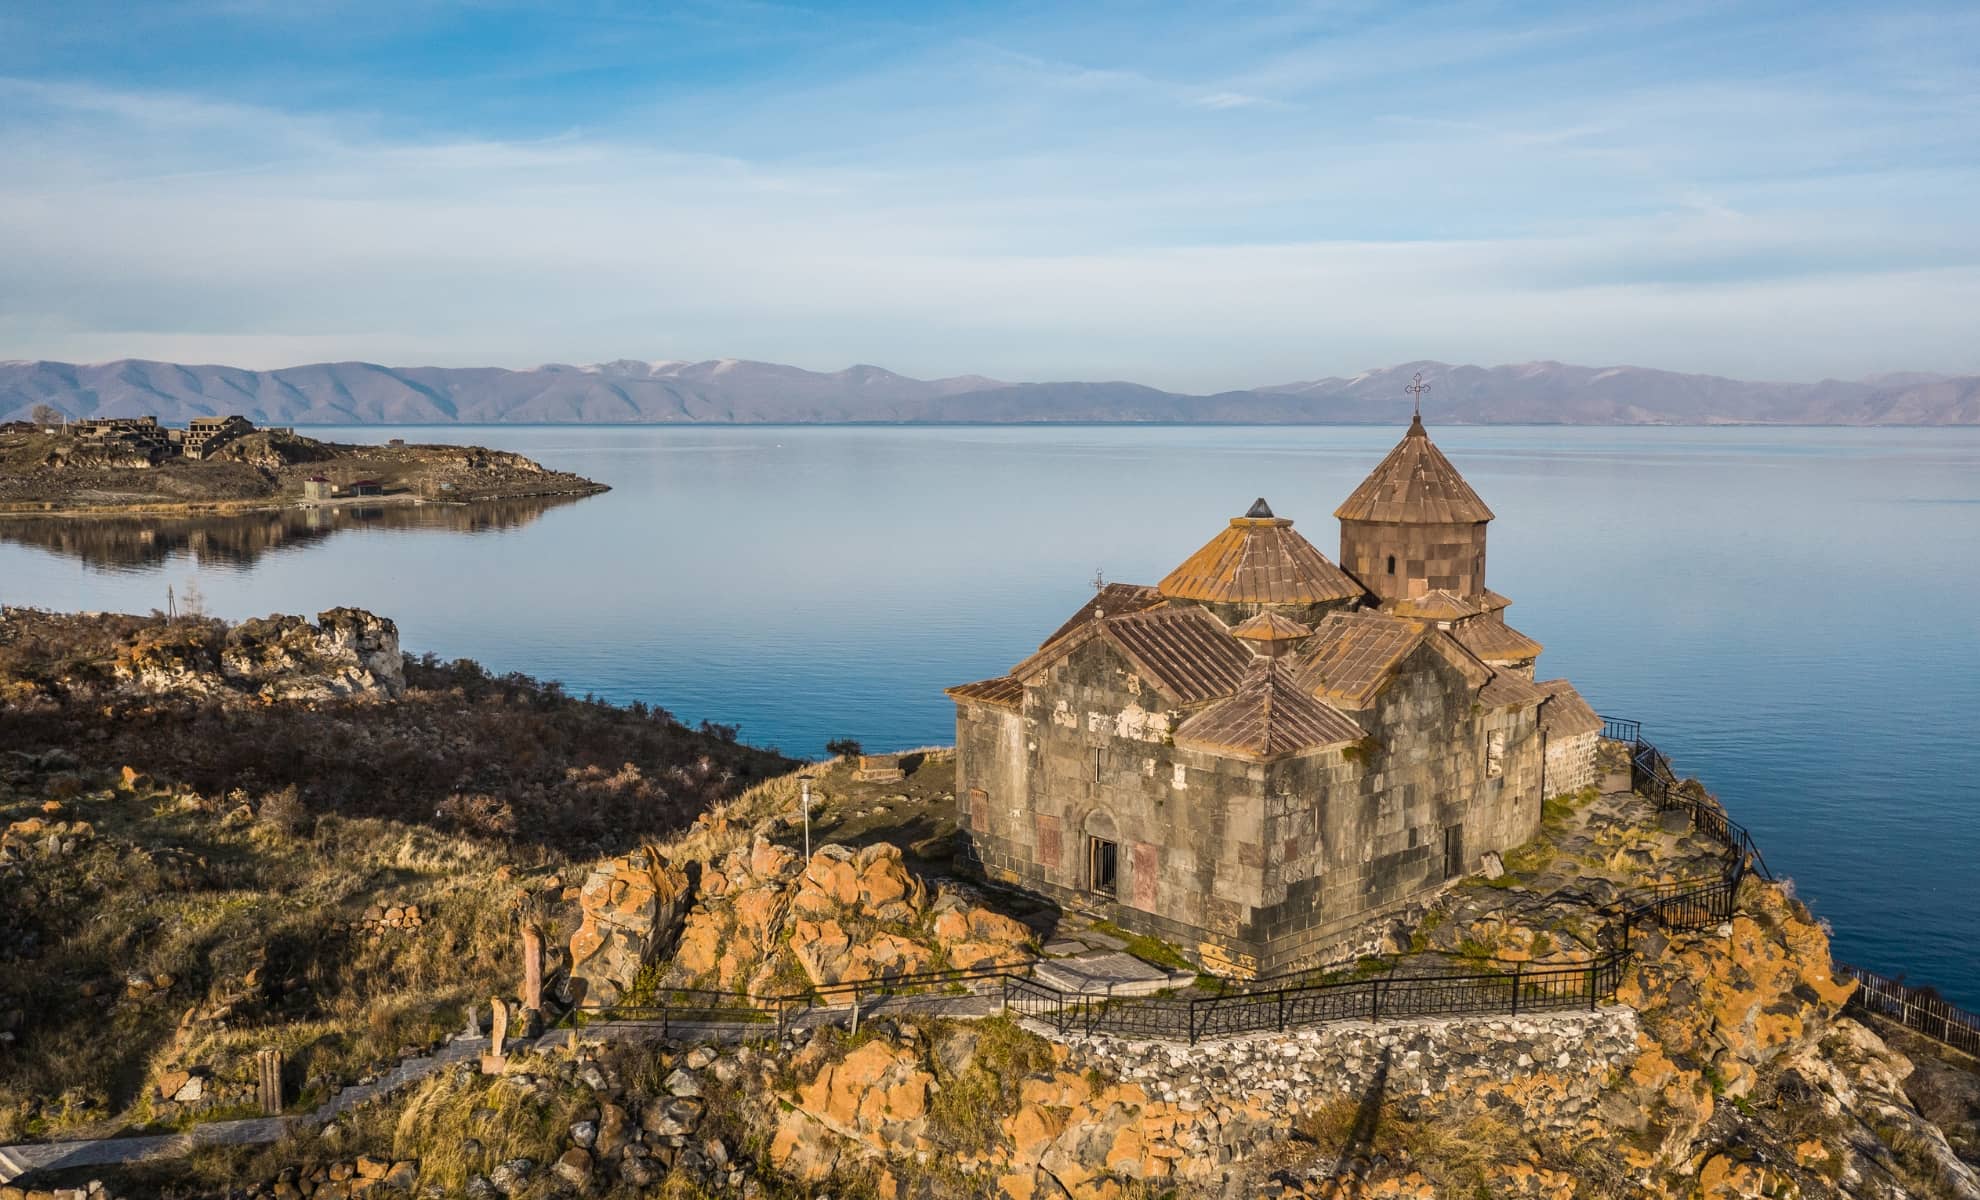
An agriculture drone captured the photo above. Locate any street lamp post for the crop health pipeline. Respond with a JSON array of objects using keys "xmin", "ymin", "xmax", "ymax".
[{"xmin": 801, "ymin": 777, "xmax": 812, "ymax": 861}]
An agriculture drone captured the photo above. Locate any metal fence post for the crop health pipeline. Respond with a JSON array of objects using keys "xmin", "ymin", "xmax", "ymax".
[
  {"xmin": 1368, "ymin": 978, "xmax": 1380, "ymax": 1022},
  {"xmin": 1510, "ymin": 963, "xmax": 1521, "ymax": 1017},
  {"xmin": 1277, "ymin": 989, "xmax": 1287, "ymax": 1033}
]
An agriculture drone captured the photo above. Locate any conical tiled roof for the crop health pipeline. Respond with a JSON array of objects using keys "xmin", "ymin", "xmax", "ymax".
[
  {"xmin": 1334, "ymin": 415, "xmax": 1495, "ymax": 524},
  {"xmin": 1230, "ymin": 610, "xmax": 1313, "ymax": 643},
  {"xmin": 1158, "ymin": 503, "xmax": 1365, "ymax": 606},
  {"xmin": 1174, "ymin": 658, "xmax": 1364, "ymax": 760}
]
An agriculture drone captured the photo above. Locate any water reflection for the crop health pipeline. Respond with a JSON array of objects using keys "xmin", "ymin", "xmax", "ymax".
[{"xmin": 0, "ymin": 495, "xmax": 590, "ymax": 571}]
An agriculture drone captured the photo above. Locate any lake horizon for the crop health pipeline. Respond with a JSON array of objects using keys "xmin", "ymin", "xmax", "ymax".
[{"xmin": 5, "ymin": 422, "xmax": 1977, "ymax": 1007}]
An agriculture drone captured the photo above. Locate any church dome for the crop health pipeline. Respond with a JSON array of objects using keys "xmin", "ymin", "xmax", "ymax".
[
  {"xmin": 1157, "ymin": 498, "xmax": 1364, "ymax": 606},
  {"xmin": 1334, "ymin": 414, "xmax": 1495, "ymax": 525}
]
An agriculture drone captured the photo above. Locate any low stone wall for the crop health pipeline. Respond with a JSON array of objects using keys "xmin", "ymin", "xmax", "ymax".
[
  {"xmin": 1051, "ymin": 1006, "xmax": 1640, "ymax": 1130},
  {"xmin": 1545, "ymin": 730, "xmax": 1599, "ymax": 795}
]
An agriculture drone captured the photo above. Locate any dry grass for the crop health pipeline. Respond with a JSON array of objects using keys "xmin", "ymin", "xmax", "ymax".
[{"xmin": 0, "ymin": 772, "xmax": 536, "ymax": 1138}]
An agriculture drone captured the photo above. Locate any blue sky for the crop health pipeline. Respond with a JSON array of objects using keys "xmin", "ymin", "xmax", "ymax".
[{"xmin": 1, "ymin": 0, "xmax": 1976, "ymax": 389}]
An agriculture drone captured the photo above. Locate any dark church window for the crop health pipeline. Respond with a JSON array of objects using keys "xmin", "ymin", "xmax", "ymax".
[
  {"xmin": 1088, "ymin": 836, "xmax": 1119, "ymax": 898},
  {"xmin": 1386, "ymin": 554, "xmax": 1396, "ymax": 575},
  {"xmin": 1443, "ymin": 825, "xmax": 1464, "ymax": 880}
]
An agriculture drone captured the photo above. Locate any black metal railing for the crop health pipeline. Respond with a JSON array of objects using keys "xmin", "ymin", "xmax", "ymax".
[
  {"xmin": 571, "ymin": 988, "xmax": 772, "ymax": 1038},
  {"xmin": 1838, "ymin": 965, "xmax": 1980, "ymax": 1058},
  {"xmin": 572, "ymin": 963, "xmax": 1021, "ymax": 1039},
  {"xmin": 1601, "ymin": 717, "xmax": 1773, "ymax": 882},
  {"xmin": 1600, "ymin": 716, "xmax": 1641, "ymax": 744}
]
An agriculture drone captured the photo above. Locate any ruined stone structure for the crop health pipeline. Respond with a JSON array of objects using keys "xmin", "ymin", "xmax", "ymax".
[
  {"xmin": 949, "ymin": 417, "xmax": 1600, "ymax": 976},
  {"xmin": 182, "ymin": 414, "xmax": 255, "ymax": 459}
]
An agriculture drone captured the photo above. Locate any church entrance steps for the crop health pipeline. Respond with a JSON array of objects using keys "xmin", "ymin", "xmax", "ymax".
[{"xmin": 1032, "ymin": 951, "xmax": 1196, "ymax": 997}]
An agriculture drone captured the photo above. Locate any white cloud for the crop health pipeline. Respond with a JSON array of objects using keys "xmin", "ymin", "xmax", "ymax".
[
  {"xmin": 1189, "ymin": 91, "xmax": 1271, "ymax": 110},
  {"xmin": 2, "ymin": 4, "xmax": 1978, "ymax": 389}
]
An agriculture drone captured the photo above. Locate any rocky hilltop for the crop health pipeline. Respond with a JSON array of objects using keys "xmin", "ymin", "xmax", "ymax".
[
  {"xmin": 0, "ymin": 607, "xmax": 405, "ymax": 703},
  {"xmin": 1, "ymin": 610, "xmax": 1976, "ymax": 1200},
  {"xmin": 0, "ymin": 426, "xmax": 606, "ymax": 515}
]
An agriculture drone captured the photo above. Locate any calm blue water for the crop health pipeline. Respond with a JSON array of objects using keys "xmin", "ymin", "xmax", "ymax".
[{"xmin": 3, "ymin": 425, "xmax": 1977, "ymax": 1006}]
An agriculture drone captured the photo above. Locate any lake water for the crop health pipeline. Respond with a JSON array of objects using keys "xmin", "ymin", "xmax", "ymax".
[{"xmin": 3, "ymin": 424, "xmax": 1977, "ymax": 1006}]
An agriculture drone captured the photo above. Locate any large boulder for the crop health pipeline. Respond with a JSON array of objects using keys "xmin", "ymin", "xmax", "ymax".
[
  {"xmin": 792, "ymin": 918, "xmax": 856, "ymax": 987},
  {"xmin": 794, "ymin": 845, "xmax": 862, "ymax": 915},
  {"xmin": 793, "ymin": 1038, "xmax": 934, "ymax": 1148},
  {"xmin": 567, "ymin": 847, "xmax": 693, "ymax": 1006},
  {"xmin": 932, "ymin": 901, "xmax": 1034, "ymax": 971},
  {"xmin": 854, "ymin": 843, "xmax": 927, "ymax": 922},
  {"xmin": 310, "ymin": 607, "xmax": 406, "ymax": 695}
]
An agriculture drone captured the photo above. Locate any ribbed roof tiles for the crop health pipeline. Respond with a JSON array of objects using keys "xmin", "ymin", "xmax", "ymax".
[
  {"xmin": 1334, "ymin": 415, "xmax": 1496, "ymax": 524},
  {"xmin": 945, "ymin": 675, "xmax": 1025, "ymax": 711},
  {"xmin": 1536, "ymin": 679, "xmax": 1603, "ymax": 737},
  {"xmin": 1230, "ymin": 610, "xmax": 1314, "ymax": 642},
  {"xmin": 1102, "ymin": 608, "xmax": 1256, "ymax": 704},
  {"xmin": 1388, "ymin": 589, "xmax": 1481, "ymax": 621},
  {"xmin": 1452, "ymin": 618, "xmax": 1544, "ymax": 663},
  {"xmin": 1478, "ymin": 669, "xmax": 1547, "ymax": 709},
  {"xmin": 1295, "ymin": 611, "xmax": 1425, "ymax": 708},
  {"xmin": 1175, "ymin": 658, "xmax": 1364, "ymax": 760},
  {"xmin": 1009, "ymin": 605, "xmax": 1254, "ymax": 706},
  {"xmin": 1040, "ymin": 583, "xmax": 1163, "ymax": 649}
]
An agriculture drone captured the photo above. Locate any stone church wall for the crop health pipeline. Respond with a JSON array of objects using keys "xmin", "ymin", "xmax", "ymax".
[
  {"xmin": 1247, "ymin": 639, "xmax": 1543, "ymax": 974},
  {"xmin": 956, "ymin": 635, "xmax": 1544, "ymax": 979}
]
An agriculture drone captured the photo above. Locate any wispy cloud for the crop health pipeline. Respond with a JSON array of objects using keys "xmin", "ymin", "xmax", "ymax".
[
  {"xmin": 0, "ymin": 1, "xmax": 1975, "ymax": 387},
  {"xmin": 1189, "ymin": 91, "xmax": 1276, "ymax": 111}
]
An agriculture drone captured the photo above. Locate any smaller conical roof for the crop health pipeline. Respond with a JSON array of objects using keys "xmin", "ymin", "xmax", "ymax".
[
  {"xmin": 1230, "ymin": 610, "xmax": 1313, "ymax": 642},
  {"xmin": 1335, "ymin": 416, "xmax": 1495, "ymax": 524},
  {"xmin": 1158, "ymin": 503, "xmax": 1364, "ymax": 606}
]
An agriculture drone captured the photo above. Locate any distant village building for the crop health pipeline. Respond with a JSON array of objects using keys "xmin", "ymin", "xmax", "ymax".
[
  {"xmin": 949, "ymin": 415, "xmax": 1601, "ymax": 977},
  {"xmin": 76, "ymin": 416, "xmax": 173, "ymax": 462},
  {"xmin": 182, "ymin": 415, "xmax": 256, "ymax": 460},
  {"xmin": 345, "ymin": 479, "xmax": 383, "ymax": 497},
  {"xmin": 302, "ymin": 476, "xmax": 334, "ymax": 501}
]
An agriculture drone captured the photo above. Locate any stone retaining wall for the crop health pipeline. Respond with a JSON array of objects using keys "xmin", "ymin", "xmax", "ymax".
[{"xmin": 1050, "ymin": 1006, "xmax": 1640, "ymax": 1130}]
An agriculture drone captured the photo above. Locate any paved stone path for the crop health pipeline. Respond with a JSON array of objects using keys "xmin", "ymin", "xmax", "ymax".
[
  {"xmin": 0, "ymin": 1037, "xmax": 490, "ymax": 1185},
  {"xmin": 0, "ymin": 988, "xmax": 999, "ymax": 1185}
]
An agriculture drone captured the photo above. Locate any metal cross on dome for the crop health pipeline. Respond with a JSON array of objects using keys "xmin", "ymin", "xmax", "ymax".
[{"xmin": 1405, "ymin": 371, "xmax": 1430, "ymax": 418}]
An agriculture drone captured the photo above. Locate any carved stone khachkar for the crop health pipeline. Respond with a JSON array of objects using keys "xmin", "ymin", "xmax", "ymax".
[
  {"xmin": 481, "ymin": 997, "xmax": 510, "ymax": 1074},
  {"xmin": 255, "ymin": 1047, "xmax": 282, "ymax": 1116},
  {"xmin": 522, "ymin": 924, "xmax": 544, "ymax": 1013}
]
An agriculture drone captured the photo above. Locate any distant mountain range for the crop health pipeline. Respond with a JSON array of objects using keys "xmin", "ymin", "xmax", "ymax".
[{"xmin": 4, "ymin": 356, "xmax": 1978, "ymax": 426}]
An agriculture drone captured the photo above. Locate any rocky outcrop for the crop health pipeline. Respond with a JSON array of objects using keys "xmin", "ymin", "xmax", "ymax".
[
  {"xmin": 107, "ymin": 608, "xmax": 404, "ymax": 700},
  {"xmin": 566, "ymin": 847, "xmax": 693, "ymax": 1006},
  {"xmin": 771, "ymin": 1038, "xmax": 935, "ymax": 1181},
  {"xmin": 666, "ymin": 837, "xmax": 1033, "ymax": 995}
]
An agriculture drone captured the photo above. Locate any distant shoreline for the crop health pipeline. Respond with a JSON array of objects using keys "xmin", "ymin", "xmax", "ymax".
[
  {"xmin": 252, "ymin": 419, "xmax": 1980, "ymax": 430},
  {"xmin": 7, "ymin": 357, "xmax": 1975, "ymax": 426},
  {"xmin": 0, "ymin": 484, "xmax": 609, "ymax": 521},
  {"xmin": 0, "ymin": 426, "xmax": 610, "ymax": 517}
]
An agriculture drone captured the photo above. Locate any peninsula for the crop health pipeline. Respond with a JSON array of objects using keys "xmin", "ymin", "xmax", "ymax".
[{"xmin": 0, "ymin": 415, "xmax": 607, "ymax": 517}]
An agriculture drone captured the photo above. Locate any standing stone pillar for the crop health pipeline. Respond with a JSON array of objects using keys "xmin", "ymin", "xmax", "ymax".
[
  {"xmin": 521, "ymin": 924, "xmax": 544, "ymax": 1013},
  {"xmin": 481, "ymin": 997, "xmax": 510, "ymax": 1075},
  {"xmin": 255, "ymin": 1048, "xmax": 282, "ymax": 1116}
]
